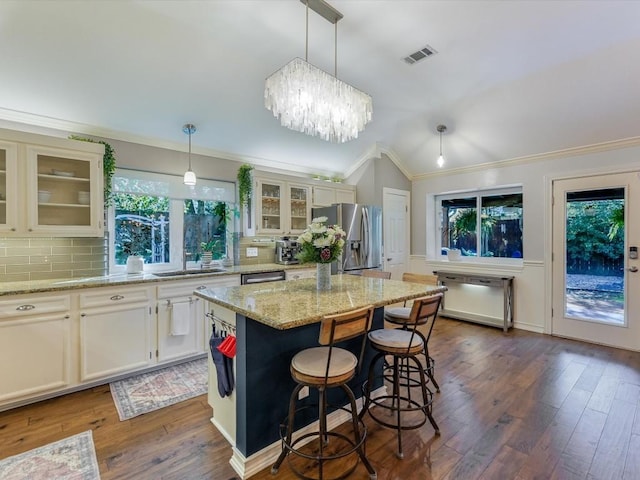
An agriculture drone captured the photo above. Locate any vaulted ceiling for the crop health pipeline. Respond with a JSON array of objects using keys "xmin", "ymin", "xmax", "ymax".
[{"xmin": 1, "ymin": 1, "xmax": 639, "ymax": 179}]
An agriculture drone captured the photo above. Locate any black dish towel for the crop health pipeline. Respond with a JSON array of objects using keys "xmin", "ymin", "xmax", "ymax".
[{"xmin": 209, "ymin": 332, "xmax": 234, "ymax": 397}]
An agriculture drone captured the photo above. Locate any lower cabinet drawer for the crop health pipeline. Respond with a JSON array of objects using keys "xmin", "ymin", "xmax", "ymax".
[
  {"xmin": 0, "ymin": 295, "xmax": 70, "ymax": 318},
  {"xmin": 79, "ymin": 287, "xmax": 150, "ymax": 309}
]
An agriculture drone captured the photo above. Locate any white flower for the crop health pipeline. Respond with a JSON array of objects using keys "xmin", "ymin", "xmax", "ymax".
[
  {"xmin": 312, "ymin": 216, "xmax": 328, "ymax": 223},
  {"xmin": 310, "ymin": 223, "xmax": 327, "ymax": 234},
  {"xmin": 298, "ymin": 231, "xmax": 313, "ymax": 243},
  {"xmin": 314, "ymin": 236, "xmax": 332, "ymax": 248}
]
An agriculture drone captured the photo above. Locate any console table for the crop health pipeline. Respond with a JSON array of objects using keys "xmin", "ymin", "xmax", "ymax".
[{"xmin": 433, "ymin": 271, "xmax": 514, "ymax": 331}]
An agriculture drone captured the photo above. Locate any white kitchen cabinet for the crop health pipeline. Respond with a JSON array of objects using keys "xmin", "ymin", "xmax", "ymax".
[
  {"xmin": 0, "ymin": 128, "xmax": 104, "ymax": 237},
  {"xmin": 157, "ymin": 275, "xmax": 240, "ymax": 363},
  {"xmin": 26, "ymin": 144, "xmax": 103, "ymax": 236},
  {"xmin": 0, "ymin": 294, "xmax": 71, "ymax": 405},
  {"xmin": 79, "ymin": 287, "xmax": 153, "ymax": 382},
  {"xmin": 256, "ymin": 178, "xmax": 311, "ymax": 235},
  {"xmin": 0, "ymin": 140, "xmax": 19, "ymax": 233},
  {"xmin": 312, "ymin": 184, "xmax": 355, "ymax": 207}
]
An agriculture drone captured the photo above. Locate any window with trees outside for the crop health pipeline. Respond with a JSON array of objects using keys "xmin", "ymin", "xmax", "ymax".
[
  {"xmin": 109, "ymin": 169, "xmax": 236, "ymax": 273},
  {"xmin": 437, "ymin": 187, "xmax": 523, "ymax": 260}
]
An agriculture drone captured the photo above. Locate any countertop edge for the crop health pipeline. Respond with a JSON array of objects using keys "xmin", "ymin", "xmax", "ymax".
[
  {"xmin": 195, "ymin": 283, "xmax": 447, "ymax": 330},
  {"xmin": 0, "ymin": 263, "xmax": 314, "ymax": 297}
]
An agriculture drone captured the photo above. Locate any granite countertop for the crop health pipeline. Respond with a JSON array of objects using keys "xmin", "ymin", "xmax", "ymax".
[
  {"xmin": 194, "ymin": 274, "xmax": 446, "ymax": 330},
  {"xmin": 0, "ymin": 263, "xmax": 312, "ymax": 297}
]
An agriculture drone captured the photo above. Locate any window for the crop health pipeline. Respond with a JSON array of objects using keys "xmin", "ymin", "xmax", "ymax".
[
  {"xmin": 109, "ymin": 169, "xmax": 236, "ymax": 272},
  {"xmin": 438, "ymin": 188, "xmax": 523, "ymax": 260}
]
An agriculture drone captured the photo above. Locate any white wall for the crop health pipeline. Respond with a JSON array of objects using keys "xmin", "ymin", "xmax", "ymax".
[{"xmin": 410, "ymin": 141, "xmax": 640, "ymax": 332}]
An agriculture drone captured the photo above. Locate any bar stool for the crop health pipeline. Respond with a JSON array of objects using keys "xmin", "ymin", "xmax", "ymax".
[
  {"xmin": 271, "ymin": 305, "xmax": 378, "ymax": 480},
  {"xmin": 384, "ymin": 273, "xmax": 441, "ymax": 391},
  {"xmin": 361, "ymin": 295, "xmax": 442, "ymax": 459}
]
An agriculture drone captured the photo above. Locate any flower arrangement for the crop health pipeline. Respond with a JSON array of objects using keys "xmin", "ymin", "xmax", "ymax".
[{"xmin": 296, "ymin": 216, "xmax": 346, "ymax": 264}]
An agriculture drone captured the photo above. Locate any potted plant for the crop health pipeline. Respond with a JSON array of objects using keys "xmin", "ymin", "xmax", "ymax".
[
  {"xmin": 201, "ymin": 238, "xmax": 221, "ymax": 265},
  {"xmin": 237, "ymin": 164, "xmax": 253, "ymax": 228}
]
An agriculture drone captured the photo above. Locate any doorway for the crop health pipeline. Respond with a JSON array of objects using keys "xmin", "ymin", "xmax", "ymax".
[
  {"xmin": 383, "ymin": 188, "xmax": 410, "ymax": 279},
  {"xmin": 551, "ymin": 172, "xmax": 640, "ymax": 350}
]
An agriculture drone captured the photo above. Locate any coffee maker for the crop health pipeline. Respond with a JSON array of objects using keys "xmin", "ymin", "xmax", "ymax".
[{"xmin": 275, "ymin": 237, "xmax": 300, "ymax": 265}]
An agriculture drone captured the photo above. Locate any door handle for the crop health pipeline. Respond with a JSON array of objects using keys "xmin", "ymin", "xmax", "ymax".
[
  {"xmin": 629, "ymin": 266, "xmax": 639, "ymax": 272},
  {"xmin": 386, "ymin": 258, "xmax": 392, "ymax": 261}
]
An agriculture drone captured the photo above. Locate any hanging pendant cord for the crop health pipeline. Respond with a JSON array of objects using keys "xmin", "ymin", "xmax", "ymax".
[
  {"xmin": 305, "ymin": 1, "xmax": 309, "ymax": 62},
  {"xmin": 439, "ymin": 131, "xmax": 443, "ymax": 157},
  {"xmin": 188, "ymin": 132, "xmax": 192, "ymax": 170},
  {"xmin": 334, "ymin": 22, "xmax": 338, "ymax": 77}
]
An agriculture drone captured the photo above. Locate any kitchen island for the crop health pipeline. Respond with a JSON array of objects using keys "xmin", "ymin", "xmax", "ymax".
[{"xmin": 194, "ymin": 274, "xmax": 446, "ymax": 479}]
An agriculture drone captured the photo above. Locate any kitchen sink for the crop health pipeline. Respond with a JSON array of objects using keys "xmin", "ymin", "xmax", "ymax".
[{"xmin": 153, "ymin": 268, "xmax": 227, "ymax": 277}]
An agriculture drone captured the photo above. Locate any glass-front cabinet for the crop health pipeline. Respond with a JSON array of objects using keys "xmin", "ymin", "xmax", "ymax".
[
  {"xmin": 288, "ymin": 183, "xmax": 310, "ymax": 233},
  {"xmin": 257, "ymin": 180, "xmax": 283, "ymax": 233},
  {"xmin": 256, "ymin": 178, "xmax": 310, "ymax": 235},
  {"xmin": 26, "ymin": 145, "xmax": 103, "ymax": 236},
  {"xmin": 0, "ymin": 141, "xmax": 18, "ymax": 233}
]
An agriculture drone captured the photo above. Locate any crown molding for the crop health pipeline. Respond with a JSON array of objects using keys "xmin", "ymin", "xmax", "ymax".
[
  {"xmin": 343, "ymin": 142, "xmax": 412, "ymax": 180},
  {"xmin": 0, "ymin": 108, "xmax": 343, "ymax": 177},
  {"xmin": 412, "ymin": 136, "xmax": 640, "ymax": 181}
]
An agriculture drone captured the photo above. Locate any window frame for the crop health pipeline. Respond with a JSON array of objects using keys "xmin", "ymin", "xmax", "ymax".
[
  {"xmin": 108, "ymin": 169, "xmax": 235, "ymax": 274},
  {"xmin": 433, "ymin": 186, "xmax": 524, "ymax": 265}
]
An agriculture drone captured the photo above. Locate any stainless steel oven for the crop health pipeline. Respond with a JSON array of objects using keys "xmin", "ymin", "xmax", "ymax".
[{"xmin": 240, "ymin": 270, "xmax": 286, "ymax": 285}]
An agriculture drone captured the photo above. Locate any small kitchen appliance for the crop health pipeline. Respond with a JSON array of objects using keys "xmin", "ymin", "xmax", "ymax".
[{"xmin": 275, "ymin": 237, "xmax": 300, "ymax": 265}]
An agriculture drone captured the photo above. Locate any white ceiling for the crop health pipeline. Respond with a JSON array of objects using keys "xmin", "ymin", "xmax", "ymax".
[{"xmin": 1, "ymin": 0, "xmax": 640, "ymax": 179}]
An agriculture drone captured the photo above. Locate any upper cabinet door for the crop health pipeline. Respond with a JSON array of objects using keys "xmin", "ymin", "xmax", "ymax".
[
  {"xmin": 288, "ymin": 183, "xmax": 310, "ymax": 234},
  {"xmin": 25, "ymin": 145, "xmax": 104, "ymax": 237},
  {"xmin": 0, "ymin": 141, "xmax": 19, "ymax": 234},
  {"xmin": 256, "ymin": 179, "xmax": 284, "ymax": 234}
]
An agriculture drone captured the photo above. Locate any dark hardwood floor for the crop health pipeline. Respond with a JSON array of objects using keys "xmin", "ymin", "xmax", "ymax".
[{"xmin": 2, "ymin": 316, "xmax": 640, "ymax": 479}]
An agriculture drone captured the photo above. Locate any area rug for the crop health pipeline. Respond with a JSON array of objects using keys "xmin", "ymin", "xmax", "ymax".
[
  {"xmin": 0, "ymin": 430, "xmax": 100, "ymax": 480},
  {"xmin": 110, "ymin": 358, "xmax": 207, "ymax": 421}
]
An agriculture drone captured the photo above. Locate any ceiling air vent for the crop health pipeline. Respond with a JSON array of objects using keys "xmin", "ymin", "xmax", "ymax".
[{"xmin": 403, "ymin": 44, "xmax": 437, "ymax": 65}]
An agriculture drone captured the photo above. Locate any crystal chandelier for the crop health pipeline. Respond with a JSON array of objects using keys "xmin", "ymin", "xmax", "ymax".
[{"xmin": 264, "ymin": 0, "xmax": 372, "ymax": 143}]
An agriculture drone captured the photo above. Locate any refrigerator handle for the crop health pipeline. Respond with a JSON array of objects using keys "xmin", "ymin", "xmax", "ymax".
[{"xmin": 362, "ymin": 206, "xmax": 370, "ymax": 266}]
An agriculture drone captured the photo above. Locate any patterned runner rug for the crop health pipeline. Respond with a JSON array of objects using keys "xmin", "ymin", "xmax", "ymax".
[
  {"xmin": 0, "ymin": 430, "xmax": 100, "ymax": 480},
  {"xmin": 110, "ymin": 357, "xmax": 207, "ymax": 421}
]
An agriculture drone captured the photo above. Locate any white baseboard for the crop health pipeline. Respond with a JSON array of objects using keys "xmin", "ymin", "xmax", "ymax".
[{"xmin": 226, "ymin": 386, "xmax": 386, "ymax": 480}]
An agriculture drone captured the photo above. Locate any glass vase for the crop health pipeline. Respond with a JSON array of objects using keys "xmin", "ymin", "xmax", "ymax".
[{"xmin": 316, "ymin": 262, "xmax": 332, "ymax": 290}]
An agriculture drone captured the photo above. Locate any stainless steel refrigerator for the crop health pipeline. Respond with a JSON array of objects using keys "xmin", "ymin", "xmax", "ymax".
[{"xmin": 312, "ymin": 203, "xmax": 382, "ymax": 274}]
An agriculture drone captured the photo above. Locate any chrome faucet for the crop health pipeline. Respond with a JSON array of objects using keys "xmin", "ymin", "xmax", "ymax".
[{"xmin": 183, "ymin": 251, "xmax": 192, "ymax": 271}]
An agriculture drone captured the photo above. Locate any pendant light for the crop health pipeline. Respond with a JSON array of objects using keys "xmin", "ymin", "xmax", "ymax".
[
  {"xmin": 436, "ymin": 124, "xmax": 447, "ymax": 168},
  {"xmin": 183, "ymin": 123, "xmax": 197, "ymax": 186}
]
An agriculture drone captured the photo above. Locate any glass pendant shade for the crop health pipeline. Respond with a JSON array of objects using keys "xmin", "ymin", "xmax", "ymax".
[
  {"xmin": 183, "ymin": 169, "xmax": 196, "ymax": 186},
  {"xmin": 437, "ymin": 154, "xmax": 445, "ymax": 168},
  {"xmin": 265, "ymin": 58, "xmax": 372, "ymax": 143}
]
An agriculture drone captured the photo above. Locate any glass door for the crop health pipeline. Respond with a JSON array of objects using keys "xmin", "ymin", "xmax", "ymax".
[
  {"xmin": 257, "ymin": 180, "xmax": 282, "ymax": 233},
  {"xmin": 552, "ymin": 172, "xmax": 640, "ymax": 350},
  {"xmin": 26, "ymin": 145, "xmax": 102, "ymax": 236},
  {"xmin": 288, "ymin": 184, "xmax": 309, "ymax": 233},
  {"xmin": 0, "ymin": 141, "xmax": 18, "ymax": 233}
]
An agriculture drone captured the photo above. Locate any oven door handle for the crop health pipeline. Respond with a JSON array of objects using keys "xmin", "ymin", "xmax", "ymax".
[{"xmin": 244, "ymin": 275, "xmax": 285, "ymax": 284}]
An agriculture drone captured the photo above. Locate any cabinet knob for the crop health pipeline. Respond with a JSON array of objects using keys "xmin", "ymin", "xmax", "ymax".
[
  {"xmin": 110, "ymin": 295, "xmax": 125, "ymax": 301},
  {"xmin": 64, "ymin": 315, "xmax": 70, "ymax": 319},
  {"xmin": 10, "ymin": 228, "xmax": 15, "ymax": 232},
  {"xmin": 81, "ymin": 313, "xmax": 86, "ymax": 317},
  {"xmin": 28, "ymin": 228, "xmax": 32, "ymax": 232},
  {"xmin": 16, "ymin": 304, "xmax": 35, "ymax": 311}
]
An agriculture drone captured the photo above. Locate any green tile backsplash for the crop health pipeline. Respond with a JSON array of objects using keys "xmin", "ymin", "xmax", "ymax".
[{"xmin": 0, "ymin": 236, "xmax": 107, "ymax": 282}]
